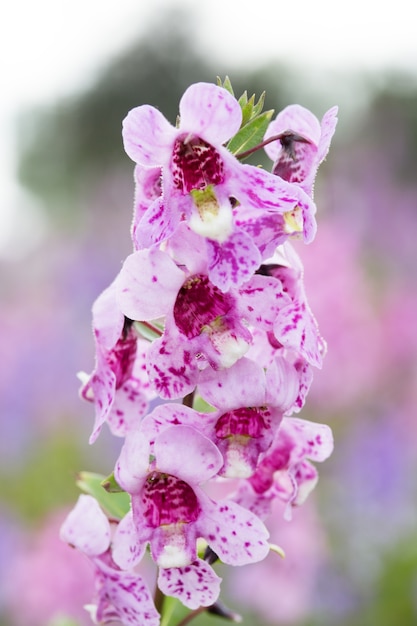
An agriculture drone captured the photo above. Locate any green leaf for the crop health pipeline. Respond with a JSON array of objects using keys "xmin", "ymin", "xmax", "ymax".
[
  {"xmin": 240, "ymin": 95, "xmax": 255, "ymax": 127},
  {"xmin": 101, "ymin": 472, "xmax": 125, "ymax": 493},
  {"xmin": 193, "ymin": 394, "xmax": 216, "ymax": 413},
  {"xmin": 237, "ymin": 90, "xmax": 248, "ymax": 107},
  {"xmin": 227, "ymin": 109, "xmax": 274, "ymax": 157},
  {"xmin": 216, "ymin": 75, "xmax": 234, "ymax": 96},
  {"xmin": 160, "ymin": 595, "xmax": 185, "ymax": 626},
  {"xmin": 76, "ymin": 471, "xmax": 130, "ymax": 519},
  {"xmin": 252, "ymin": 91, "xmax": 266, "ymax": 117}
]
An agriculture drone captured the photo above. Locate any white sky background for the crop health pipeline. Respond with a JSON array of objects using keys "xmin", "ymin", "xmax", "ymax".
[{"xmin": 1, "ymin": 0, "xmax": 416, "ymax": 257}]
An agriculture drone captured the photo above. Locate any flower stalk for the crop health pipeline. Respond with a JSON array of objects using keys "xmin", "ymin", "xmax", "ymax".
[{"xmin": 60, "ymin": 77, "xmax": 337, "ymax": 626}]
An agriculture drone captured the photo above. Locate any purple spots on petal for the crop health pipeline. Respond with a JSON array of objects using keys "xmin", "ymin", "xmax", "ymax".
[{"xmin": 172, "ymin": 136, "xmax": 224, "ymax": 193}]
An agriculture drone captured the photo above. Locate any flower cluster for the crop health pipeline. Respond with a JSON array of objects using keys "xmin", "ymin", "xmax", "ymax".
[{"xmin": 61, "ymin": 80, "xmax": 337, "ymax": 625}]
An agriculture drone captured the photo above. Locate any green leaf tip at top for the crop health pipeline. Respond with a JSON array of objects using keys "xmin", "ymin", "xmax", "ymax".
[
  {"xmin": 227, "ymin": 109, "xmax": 274, "ymax": 158},
  {"xmin": 217, "ymin": 75, "xmax": 234, "ymax": 95},
  {"xmin": 216, "ymin": 77, "xmax": 273, "ymax": 158},
  {"xmin": 76, "ymin": 471, "xmax": 130, "ymax": 520}
]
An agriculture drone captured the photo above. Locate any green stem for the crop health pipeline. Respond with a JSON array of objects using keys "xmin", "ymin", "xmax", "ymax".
[
  {"xmin": 154, "ymin": 585, "xmax": 166, "ymax": 615},
  {"xmin": 176, "ymin": 606, "xmax": 206, "ymax": 626},
  {"xmin": 236, "ymin": 131, "xmax": 309, "ymax": 160},
  {"xmin": 182, "ymin": 390, "xmax": 195, "ymax": 408},
  {"xmin": 235, "ymin": 133, "xmax": 283, "ymax": 160}
]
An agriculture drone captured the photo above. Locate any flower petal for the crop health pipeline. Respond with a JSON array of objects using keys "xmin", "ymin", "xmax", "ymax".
[
  {"xmin": 60, "ymin": 495, "xmax": 110, "ymax": 557},
  {"xmin": 273, "ymin": 299, "xmax": 326, "ymax": 368},
  {"xmin": 92, "ymin": 280, "xmax": 125, "ymax": 351},
  {"xmin": 147, "ymin": 335, "xmax": 200, "ymax": 400},
  {"xmin": 179, "ymin": 82, "xmax": 242, "ymax": 145},
  {"xmin": 265, "ymin": 356, "xmax": 300, "ymax": 412},
  {"xmin": 155, "ymin": 425, "xmax": 223, "ymax": 484},
  {"xmin": 141, "ymin": 403, "xmax": 208, "ymax": 444},
  {"xmin": 112, "ymin": 510, "xmax": 148, "ymax": 570},
  {"xmin": 95, "ymin": 563, "xmax": 159, "ymax": 626},
  {"xmin": 317, "ymin": 105, "xmax": 339, "ymax": 164},
  {"xmin": 116, "ymin": 248, "xmax": 185, "ymax": 321},
  {"xmin": 264, "ymin": 104, "xmax": 322, "ymax": 161},
  {"xmin": 198, "ymin": 357, "xmax": 267, "ymax": 410},
  {"xmin": 107, "ymin": 378, "xmax": 149, "ymax": 437},
  {"xmin": 201, "ymin": 499, "xmax": 270, "ymax": 566},
  {"xmin": 115, "ymin": 430, "xmax": 150, "ymax": 494},
  {"xmin": 158, "ymin": 558, "xmax": 222, "ymax": 609},
  {"xmin": 207, "ymin": 230, "xmax": 262, "ymax": 291},
  {"xmin": 280, "ymin": 417, "xmax": 334, "ymax": 463},
  {"xmin": 123, "ymin": 104, "xmax": 176, "ymax": 166}
]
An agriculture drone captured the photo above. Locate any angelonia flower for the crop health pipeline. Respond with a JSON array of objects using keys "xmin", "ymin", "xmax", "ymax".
[{"xmin": 62, "ymin": 79, "xmax": 337, "ymax": 626}]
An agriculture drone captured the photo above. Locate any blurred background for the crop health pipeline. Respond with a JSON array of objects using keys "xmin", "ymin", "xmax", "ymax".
[{"xmin": 1, "ymin": 1, "xmax": 417, "ymax": 625}]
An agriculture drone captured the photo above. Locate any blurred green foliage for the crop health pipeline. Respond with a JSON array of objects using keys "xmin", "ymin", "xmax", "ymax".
[{"xmin": 16, "ymin": 9, "xmax": 292, "ymax": 225}]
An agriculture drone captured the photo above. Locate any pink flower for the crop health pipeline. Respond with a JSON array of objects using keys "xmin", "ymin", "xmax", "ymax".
[
  {"xmin": 235, "ymin": 417, "xmax": 334, "ymax": 520},
  {"xmin": 267, "ymin": 241, "xmax": 327, "ymax": 369},
  {"xmin": 114, "ymin": 425, "xmax": 270, "ymax": 572},
  {"xmin": 79, "ymin": 279, "xmax": 156, "ymax": 443},
  {"xmin": 140, "ymin": 356, "xmax": 300, "ymax": 479},
  {"xmin": 60, "ymin": 495, "xmax": 159, "ymax": 626},
  {"xmin": 264, "ymin": 103, "xmax": 338, "ymax": 196},
  {"xmin": 131, "ymin": 164, "xmax": 162, "ymax": 249},
  {"xmin": 115, "ymin": 227, "xmax": 291, "ymax": 399},
  {"xmin": 123, "ymin": 82, "xmax": 317, "ymax": 288}
]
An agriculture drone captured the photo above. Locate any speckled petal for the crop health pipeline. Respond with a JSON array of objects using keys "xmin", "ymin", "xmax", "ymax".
[
  {"xmin": 158, "ymin": 558, "xmax": 222, "ymax": 609},
  {"xmin": 92, "ymin": 280, "xmax": 125, "ymax": 351},
  {"xmin": 207, "ymin": 230, "xmax": 262, "ymax": 291},
  {"xmin": 147, "ymin": 328, "xmax": 201, "ymax": 399},
  {"xmin": 273, "ymin": 299, "xmax": 326, "ymax": 368},
  {"xmin": 95, "ymin": 563, "xmax": 159, "ymax": 626},
  {"xmin": 155, "ymin": 425, "xmax": 223, "ymax": 484},
  {"xmin": 116, "ymin": 248, "xmax": 185, "ymax": 321},
  {"xmin": 265, "ymin": 356, "xmax": 300, "ymax": 412},
  {"xmin": 141, "ymin": 403, "xmax": 209, "ymax": 444},
  {"xmin": 201, "ymin": 499, "xmax": 270, "ymax": 566},
  {"xmin": 123, "ymin": 104, "xmax": 176, "ymax": 166},
  {"xmin": 239, "ymin": 274, "xmax": 291, "ymax": 331},
  {"xmin": 112, "ymin": 511, "xmax": 149, "ymax": 570},
  {"xmin": 179, "ymin": 82, "xmax": 242, "ymax": 145},
  {"xmin": 198, "ymin": 357, "xmax": 266, "ymax": 410},
  {"xmin": 85, "ymin": 357, "xmax": 116, "ymax": 444},
  {"xmin": 280, "ymin": 417, "xmax": 334, "ymax": 463},
  {"xmin": 107, "ymin": 378, "xmax": 149, "ymax": 437}
]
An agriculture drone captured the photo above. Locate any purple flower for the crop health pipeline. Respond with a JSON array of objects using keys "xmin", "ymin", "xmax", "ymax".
[
  {"xmin": 113, "ymin": 425, "xmax": 270, "ymax": 573},
  {"xmin": 235, "ymin": 417, "xmax": 334, "ymax": 520},
  {"xmin": 267, "ymin": 241, "xmax": 327, "ymax": 368},
  {"xmin": 79, "ymin": 280, "xmax": 156, "ymax": 443},
  {"xmin": 264, "ymin": 104, "xmax": 338, "ymax": 196},
  {"xmin": 122, "ymin": 82, "xmax": 317, "ymax": 288},
  {"xmin": 131, "ymin": 164, "xmax": 162, "ymax": 249},
  {"xmin": 60, "ymin": 495, "xmax": 159, "ymax": 626},
  {"xmin": 140, "ymin": 356, "xmax": 300, "ymax": 479},
  {"xmin": 115, "ymin": 230, "xmax": 290, "ymax": 399}
]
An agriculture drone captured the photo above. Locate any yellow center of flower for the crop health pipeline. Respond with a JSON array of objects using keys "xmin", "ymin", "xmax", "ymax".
[
  {"xmin": 189, "ymin": 185, "xmax": 233, "ymax": 242},
  {"xmin": 283, "ymin": 205, "xmax": 303, "ymax": 237}
]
